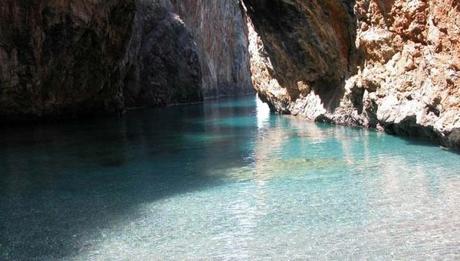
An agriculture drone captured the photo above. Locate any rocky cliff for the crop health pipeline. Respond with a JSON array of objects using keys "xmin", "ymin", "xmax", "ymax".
[
  {"xmin": 243, "ymin": 0, "xmax": 357, "ymax": 113},
  {"xmin": 121, "ymin": 0, "xmax": 203, "ymax": 108},
  {"xmin": 0, "ymin": 0, "xmax": 252, "ymax": 120},
  {"xmin": 244, "ymin": 0, "xmax": 460, "ymax": 150},
  {"xmin": 123, "ymin": 0, "xmax": 253, "ymax": 107},
  {"xmin": 171, "ymin": 0, "xmax": 253, "ymax": 97},
  {"xmin": 0, "ymin": 0, "xmax": 136, "ymax": 119},
  {"xmin": 1, "ymin": 0, "xmax": 458, "ymax": 149}
]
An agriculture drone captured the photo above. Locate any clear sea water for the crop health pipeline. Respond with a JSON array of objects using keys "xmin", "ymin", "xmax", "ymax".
[{"xmin": 0, "ymin": 96, "xmax": 459, "ymax": 260}]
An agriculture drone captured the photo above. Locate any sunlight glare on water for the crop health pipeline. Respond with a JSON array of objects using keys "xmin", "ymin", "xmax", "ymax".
[{"xmin": 0, "ymin": 96, "xmax": 459, "ymax": 260}]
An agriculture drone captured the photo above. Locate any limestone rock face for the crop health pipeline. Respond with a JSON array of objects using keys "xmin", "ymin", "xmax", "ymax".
[
  {"xmin": 243, "ymin": 0, "xmax": 357, "ymax": 113},
  {"xmin": 123, "ymin": 0, "xmax": 253, "ymax": 107},
  {"xmin": 171, "ymin": 0, "xmax": 253, "ymax": 97},
  {"xmin": 1, "ymin": 0, "xmax": 458, "ymax": 150},
  {"xmin": 0, "ymin": 0, "xmax": 136, "ymax": 119},
  {"xmin": 246, "ymin": 0, "xmax": 460, "ymax": 149},
  {"xmin": 122, "ymin": 0, "xmax": 203, "ymax": 108},
  {"xmin": 350, "ymin": 0, "xmax": 460, "ymax": 149},
  {"xmin": 0, "ymin": 0, "xmax": 252, "ymax": 119}
]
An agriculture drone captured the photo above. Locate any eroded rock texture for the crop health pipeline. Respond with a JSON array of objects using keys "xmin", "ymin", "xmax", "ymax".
[
  {"xmin": 122, "ymin": 0, "xmax": 202, "ymax": 108},
  {"xmin": 0, "ymin": 0, "xmax": 136, "ymax": 119},
  {"xmin": 1, "ymin": 0, "xmax": 458, "ymax": 149},
  {"xmin": 350, "ymin": 0, "xmax": 460, "ymax": 149},
  {"xmin": 123, "ymin": 0, "xmax": 254, "ymax": 106},
  {"xmin": 243, "ymin": 0, "xmax": 357, "ymax": 113},
  {"xmin": 171, "ymin": 0, "xmax": 253, "ymax": 97},
  {"xmin": 0, "ymin": 0, "xmax": 252, "ymax": 120},
  {"xmin": 245, "ymin": 0, "xmax": 460, "ymax": 149}
]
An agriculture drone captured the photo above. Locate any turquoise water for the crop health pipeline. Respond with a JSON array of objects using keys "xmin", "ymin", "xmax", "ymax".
[{"xmin": 0, "ymin": 96, "xmax": 459, "ymax": 260}]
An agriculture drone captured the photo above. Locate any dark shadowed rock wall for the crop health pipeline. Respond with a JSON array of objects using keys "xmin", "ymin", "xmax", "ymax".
[
  {"xmin": 0, "ymin": 0, "xmax": 136, "ymax": 120},
  {"xmin": 171, "ymin": 0, "xmax": 253, "ymax": 98},
  {"xmin": 121, "ymin": 0, "xmax": 203, "ymax": 108},
  {"xmin": 0, "ymin": 0, "xmax": 252, "ymax": 120}
]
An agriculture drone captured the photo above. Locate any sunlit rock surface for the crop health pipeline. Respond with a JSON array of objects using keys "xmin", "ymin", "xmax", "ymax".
[
  {"xmin": 245, "ymin": 0, "xmax": 460, "ymax": 149},
  {"xmin": 350, "ymin": 0, "xmax": 460, "ymax": 149}
]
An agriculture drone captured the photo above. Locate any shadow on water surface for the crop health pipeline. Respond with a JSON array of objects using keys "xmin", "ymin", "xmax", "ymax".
[
  {"xmin": 1, "ymin": 96, "xmax": 459, "ymax": 259},
  {"xmin": 400, "ymin": 136, "xmax": 460, "ymax": 155},
  {"xmin": 0, "ymin": 97, "xmax": 259, "ymax": 260}
]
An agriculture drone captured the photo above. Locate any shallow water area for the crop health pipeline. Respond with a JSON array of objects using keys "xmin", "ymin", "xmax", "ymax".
[{"xmin": 0, "ymin": 96, "xmax": 459, "ymax": 260}]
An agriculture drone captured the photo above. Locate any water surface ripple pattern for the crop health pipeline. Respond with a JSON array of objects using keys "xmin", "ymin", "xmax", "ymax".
[{"xmin": 0, "ymin": 96, "xmax": 459, "ymax": 260}]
